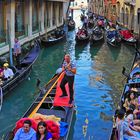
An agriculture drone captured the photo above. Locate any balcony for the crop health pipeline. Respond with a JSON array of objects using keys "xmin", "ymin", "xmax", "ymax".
[{"xmin": 124, "ymin": 0, "xmax": 136, "ymax": 6}]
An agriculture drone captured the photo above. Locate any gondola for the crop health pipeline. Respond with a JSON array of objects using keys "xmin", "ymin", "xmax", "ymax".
[
  {"xmin": 106, "ymin": 29, "xmax": 121, "ymax": 47},
  {"xmin": 75, "ymin": 28, "xmax": 90, "ymax": 44},
  {"xmin": 68, "ymin": 19, "xmax": 75, "ymax": 31},
  {"xmin": 4, "ymin": 69, "xmax": 75, "ymax": 140},
  {"xmin": 119, "ymin": 29, "xmax": 137, "ymax": 45},
  {"xmin": 41, "ymin": 29, "xmax": 66, "ymax": 47},
  {"xmin": 110, "ymin": 50, "xmax": 140, "ymax": 140},
  {"xmin": 90, "ymin": 27, "xmax": 104, "ymax": 44},
  {"xmin": 1, "ymin": 40, "xmax": 40, "ymax": 97}
]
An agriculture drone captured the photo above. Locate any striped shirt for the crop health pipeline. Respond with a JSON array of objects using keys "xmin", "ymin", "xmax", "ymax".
[{"xmin": 63, "ymin": 61, "xmax": 76, "ymax": 76}]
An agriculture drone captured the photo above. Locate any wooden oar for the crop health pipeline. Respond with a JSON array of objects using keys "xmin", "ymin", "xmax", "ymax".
[{"xmin": 29, "ymin": 72, "xmax": 65, "ymax": 118}]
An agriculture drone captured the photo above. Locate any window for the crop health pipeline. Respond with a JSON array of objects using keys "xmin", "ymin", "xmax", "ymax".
[
  {"xmin": 125, "ymin": 8, "xmax": 129, "ymax": 26},
  {"xmin": 32, "ymin": 0, "xmax": 39, "ymax": 33},
  {"xmin": 0, "ymin": 0, "xmax": 7, "ymax": 46},
  {"xmin": 121, "ymin": 8, "xmax": 125, "ymax": 24},
  {"xmin": 59, "ymin": 3, "xmax": 63, "ymax": 23},
  {"xmin": 15, "ymin": 0, "xmax": 26, "ymax": 38},
  {"xmin": 113, "ymin": 5, "xmax": 116, "ymax": 15},
  {"xmin": 52, "ymin": 3, "xmax": 56, "ymax": 26},
  {"xmin": 45, "ymin": 2, "xmax": 51, "ymax": 28}
]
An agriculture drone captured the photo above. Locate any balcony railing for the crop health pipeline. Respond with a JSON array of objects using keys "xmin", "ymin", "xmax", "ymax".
[{"xmin": 124, "ymin": 0, "xmax": 136, "ymax": 6}]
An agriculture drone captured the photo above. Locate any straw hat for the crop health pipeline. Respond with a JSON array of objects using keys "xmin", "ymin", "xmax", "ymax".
[{"xmin": 3, "ymin": 63, "xmax": 9, "ymax": 67}]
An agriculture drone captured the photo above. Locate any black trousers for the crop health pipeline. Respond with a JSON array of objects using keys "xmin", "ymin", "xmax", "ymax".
[
  {"xmin": 60, "ymin": 75, "xmax": 74, "ymax": 100},
  {"xmin": 15, "ymin": 54, "xmax": 21, "ymax": 69}
]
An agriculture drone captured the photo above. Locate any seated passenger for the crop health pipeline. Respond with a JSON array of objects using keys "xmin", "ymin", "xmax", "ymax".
[
  {"xmin": 3, "ymin": 63, "xmax": 14, "ymax": 80},
  {"xmin": 13, "ymin": 120, "xmax": 36, "ymax": 140},
  {"xmin": 123, "ymin": 92, "xmax": 138, "ymax": 112},
  {"xmin": 125, "ymin": 109, "xmax": 140, "ymax": 132},
  {"xmin": 0, "ymin": 67, "xmax": 4, "ymax": 78},
  {"xmin": 36, "ymin": 121, "xmax": 52, "ymax": 140},
  {"xmin": 116, "ymin": 109, "xmax": 140, "ymax": 140}
]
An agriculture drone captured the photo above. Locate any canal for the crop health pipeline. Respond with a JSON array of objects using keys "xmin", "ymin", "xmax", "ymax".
[{"xmin": 0, "ymin": 10, "xmax": 137, "ymax": 139}]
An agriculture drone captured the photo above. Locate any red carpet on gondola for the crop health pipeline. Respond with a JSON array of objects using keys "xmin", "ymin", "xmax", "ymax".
[{"xmin": 53, "ymin": 73, "xmax": 72, "ymax": 107}]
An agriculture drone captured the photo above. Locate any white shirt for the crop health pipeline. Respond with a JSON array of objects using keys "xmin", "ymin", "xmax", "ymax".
[{"xmin": 4, "ymin": 68, "xmax": 14, "ymax": 78}]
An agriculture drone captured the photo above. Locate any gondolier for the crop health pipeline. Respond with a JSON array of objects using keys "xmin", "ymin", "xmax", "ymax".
[
  {"xmin": 14, "ymin": 38, "xmax": 21, "ymax": 69},
  {"xmin": 60, "ymin": 54, "xmax": 76, "ymax": 104}
]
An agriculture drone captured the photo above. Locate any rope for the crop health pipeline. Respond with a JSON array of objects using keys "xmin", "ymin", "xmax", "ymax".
[{"xmin": 0, "ymin": 86, "xmax": 3, "ymax": 111}]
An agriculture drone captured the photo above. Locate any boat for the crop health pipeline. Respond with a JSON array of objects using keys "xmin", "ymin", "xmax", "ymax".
[
  {"xmin": 110, "ymin": 50, "xmax": 140, "ymax": 140},
  {"xmin": 68, "ymin": 19, "xmax": 75, "ymax": 31},
  {"xmin": 75, "ymin": 28, "xmax": 90, "ymax": 44},
  {"xmin": 1, "ymin": 40, "xmax": 40, "ymax": 97},
  {"xmin": 119, "ymin": 29, "xmax": 137, "ymax": 45},
  {"xmin": 90, "ymin": 27, "xmax": 104, "ymax": 44},
  {"xmin": 41, "ymin": 29, "xmax": 66, "ymax": 46},
  {"xmin": 106, "ymin": 29, "xmax": 121, "ymax": 47},
  {"xmin": 4, "ymin": 69, "xmax": 75, "ymax": 140}
]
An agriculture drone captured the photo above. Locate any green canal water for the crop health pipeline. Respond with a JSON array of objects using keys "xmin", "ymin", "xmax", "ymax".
[{"xmin": 0, "ymin": 11, "xmax": 138, "ymax": 139}]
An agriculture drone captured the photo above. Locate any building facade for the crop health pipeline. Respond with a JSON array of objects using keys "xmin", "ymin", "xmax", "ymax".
[
  {"xmin": 88, "ymin": 0, "xmax": 104, "ymax": 16},
  {"xmin": 88, "ymin": 0, "xmax": 140, "ymax": 35},
  {"xmin": 0, "ymin": 0, "xmax": 70, "ymax": 55}
]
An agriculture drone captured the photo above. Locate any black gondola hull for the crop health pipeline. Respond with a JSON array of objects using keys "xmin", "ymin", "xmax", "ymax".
[
  {"xmin": 2, "ymin": 41, "xmax": 40, "ymax": 97},
  {"xmin": 41, "ymin": 34, "xmax": 66, "ymax": 47},
  {"xmin": 4, "ymin": 72, "xmax": 75, "ymax": 140},
  {"xmin": 75, "ymin": 35, "xmax": 90, "ymax": 45}
]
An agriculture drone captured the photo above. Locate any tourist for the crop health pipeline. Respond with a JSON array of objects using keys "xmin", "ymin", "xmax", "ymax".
[
  {"xmin": 125, "ymin": 109, "xmax": 140, "ymax": 132},
  {"xmin": 13, "ymin": 120, "xmax": 36, "ymax": 140},
  {"xmin": 3, "ymin": 63, "xmax": 14, "ymax": 80},
  {"xmin": 14, "ymin": 38, "xmax": 21, "ymax": 69},
  {"xmin": 36, "ymin": 121, "xmax": 52, "ymax": 140},
  {"xmin": 123, "ymin": 92, "xmax": 138, "ymax": 112},
  {"xmin": 0, "ymin": 67, "xmax": 4, "ymax": 78},
  {"xmin": 116, "ymin": 109, "xmax": 140, "ymax": 140},
  {"xmin": 60, "ymin": 54, "xmax": 76, "ymax": 104}
]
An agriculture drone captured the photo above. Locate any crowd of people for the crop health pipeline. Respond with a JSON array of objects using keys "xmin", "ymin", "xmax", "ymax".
[{"xmin": 116, "ymin": 91, "xmax": 140, "ymax": 140}]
